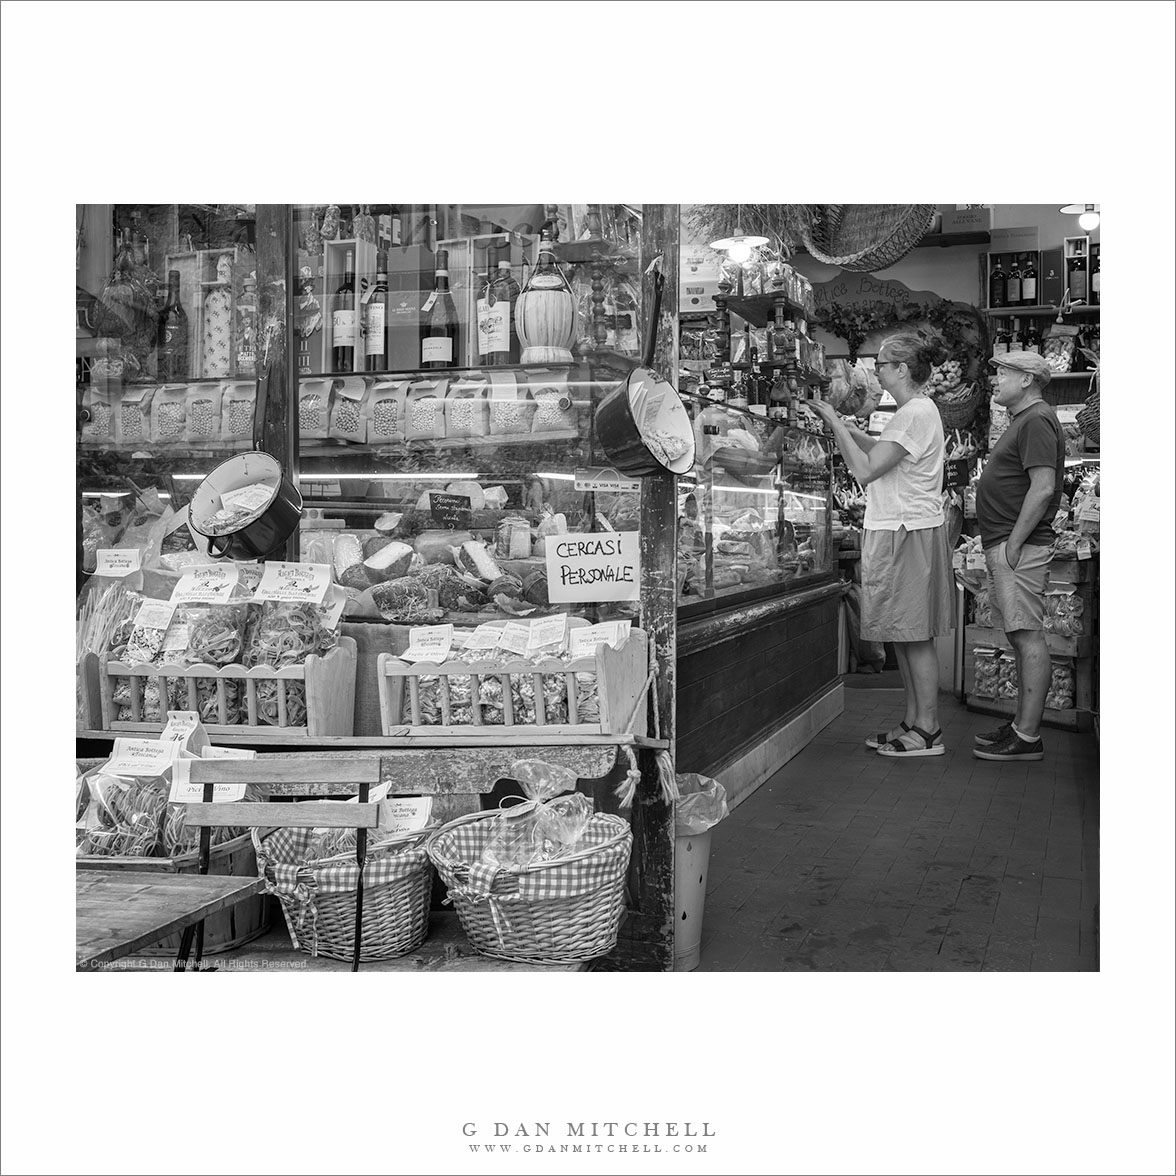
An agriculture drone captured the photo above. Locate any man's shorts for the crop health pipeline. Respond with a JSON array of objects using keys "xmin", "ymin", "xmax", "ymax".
[{"xmin": 983, "ymin": 540, "xmax": 1052, "ymax": 633}]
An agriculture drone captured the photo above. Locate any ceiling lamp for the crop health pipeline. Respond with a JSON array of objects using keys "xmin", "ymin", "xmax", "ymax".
[
  {"xmin": 1061, "ymin": 203, "xmax": 1100, "ymax": 231},
  {"xmin": 709, "ymin": 204, "xmax": 769, "ymax": 263}
]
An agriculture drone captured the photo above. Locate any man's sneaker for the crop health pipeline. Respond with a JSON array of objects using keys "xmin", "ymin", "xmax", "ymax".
[
  {"xmin": 974, "ymin": 721, "xmax": 1013, "ymax": 747},
  {"xmin": 973, "ymin": 729, "xmax": 1044, "ymax": 761}
]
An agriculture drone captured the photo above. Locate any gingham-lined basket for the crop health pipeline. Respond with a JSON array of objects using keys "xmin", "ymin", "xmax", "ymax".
[
  {"xmin": 426, "ymin": 809, "xmax": 632, "ymax": 965},
  {"xmin": 254, "ymin": 826, "xmax": 433, "ymax": 962}
]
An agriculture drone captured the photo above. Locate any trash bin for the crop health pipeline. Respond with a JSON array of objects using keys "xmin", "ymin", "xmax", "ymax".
[{"xmin": 673, "ymin": 774, "xmax": 729, "ymax": 972}]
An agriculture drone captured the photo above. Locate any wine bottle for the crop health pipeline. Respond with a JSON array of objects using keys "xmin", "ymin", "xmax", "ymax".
[
  {"xmin": 1005, "ymin": 255, "xmax": 1022, "ymax": 306},
  {"xmin": 157, "ymin": 269, "xmax": 189, "ymax": 381},
  {"xmin": 331, "ymin": 249, "xmax": 357, "ymax": 372},
  {"xmin": 1069, "ymin": 248, "xmax": 1088, "ymax": 301},
  {"xmin": 1008, "ymin": 317, "xmax": 1023, "ymax": 353},
  {"xmin": 1090, "ymin": 249, "xmax": 1100, "ymax": 304},
  {"xmin": 992, "ymin": 319, "xmax": 1011, "ymax": 357},
  {"xmin": 479, "ymin": 245, "xmax": 521, "ymax": 365},
  {"xmin": 422, "ymin": 248, "xmax": 458, "ymax": 369},
  {"xmin": 988, "ymin": 255, "xmax": 1006, "ymax": 308},
  {"xmin": 1024, "ymin": 319, "xmax": 1042, "ymax": 355},
  {"xmin": 363, "ymin": 249, "xmax": 389, "ymax": 372},
  {"xmin": 234, "ymin": 274, "xmax": 257, "ymax": 377},
  {"xmin": 1020, "ymin": 252, "xmax": 1038, "ymax": 306}
]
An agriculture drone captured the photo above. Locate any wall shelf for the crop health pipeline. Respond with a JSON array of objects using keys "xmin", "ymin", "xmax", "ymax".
[{"xmin": 982, "ymin": 305, "xmax": 1100, "ymax": 317}]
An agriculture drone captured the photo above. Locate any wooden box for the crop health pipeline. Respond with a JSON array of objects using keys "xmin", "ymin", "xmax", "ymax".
[
  {"xmin": 89, "ymin": 637, "xmax": 357, "ymax": 740},
  {"xmin": 376, "ymin": 628, "xmax": 649, "ymax": 737}
]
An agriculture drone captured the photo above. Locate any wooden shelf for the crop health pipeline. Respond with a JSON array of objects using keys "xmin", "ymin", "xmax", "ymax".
[
  {"xmin": 724, "ymin": 292, "xmax": 808, "ymax": 328},
  {"xmin": 966, "ymin": 695, "xmax": 1092, "ymax": 733},
  {"xmin": 982, "ymin": 305, "xmax": 1100, "ymax": 317},
  {"xmin": 966, "ymin": 623, "xmax": 1091, "ymax": 660},
  {"xmin": 915, "ymin": 231, "xmax": 991, "ymax": 248},
  {"xmin": 299, "ymin": 428, "xmax": 581, "ymax": 458}
]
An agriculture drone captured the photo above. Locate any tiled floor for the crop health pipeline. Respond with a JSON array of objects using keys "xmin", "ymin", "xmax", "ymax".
[{"xmin": 697, "ymin": 679, "xmax": 1099, "ymax": 971}]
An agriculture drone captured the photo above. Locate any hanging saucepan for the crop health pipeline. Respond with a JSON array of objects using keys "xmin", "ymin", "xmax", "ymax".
[
  {"xmin": 188, "ymin": 374, "xmax": 303, "ymax": 559},
  {"xmin": 594, "ymin": 267, "xmax": 696, "ymax": 477}
]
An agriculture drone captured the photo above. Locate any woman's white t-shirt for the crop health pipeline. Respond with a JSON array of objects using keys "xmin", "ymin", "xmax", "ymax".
[{"xmin": 863, "ymin": 396, "xmax": 946, "ymax": 531}]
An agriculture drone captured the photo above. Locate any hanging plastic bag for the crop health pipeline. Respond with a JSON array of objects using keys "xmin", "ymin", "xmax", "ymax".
[
  {"xmin": 480, "ymin": 759, "xmax": 593, "ymax": 869},
  {"xmin": 674, "ymin": 774, "xmax": 729, "ymax": 836}
]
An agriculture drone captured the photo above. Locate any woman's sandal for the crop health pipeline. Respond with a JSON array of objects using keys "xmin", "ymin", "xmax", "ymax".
[
  {"xmin": 865, "ymin": 721, "xmax": 910, "ymax": 750},
  {"xmin": 876, "ymin": 724, "xmax": 945, "ymax": 758}
]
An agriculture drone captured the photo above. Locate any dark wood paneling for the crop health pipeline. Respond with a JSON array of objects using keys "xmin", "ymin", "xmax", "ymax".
[{"xmin": 676, "ymin": 592, "xmax": 840, "ymax": 777}]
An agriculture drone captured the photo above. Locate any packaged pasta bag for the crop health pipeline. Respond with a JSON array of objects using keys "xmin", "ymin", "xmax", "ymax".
[{"xmin": 480, "ymin": 759, "xmax": 592, "ymax": 869}]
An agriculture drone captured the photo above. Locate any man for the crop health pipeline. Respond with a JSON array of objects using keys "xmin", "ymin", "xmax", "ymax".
[{"xmin": 973, "ymin": 351, "xmax": 1066, "ymax": 762}]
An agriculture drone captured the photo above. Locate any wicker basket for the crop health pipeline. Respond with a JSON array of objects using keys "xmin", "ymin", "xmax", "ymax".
[
  {"xmin": 932, "ymin": 381, "xmax": 985, "ymax": 430},
  {"xmin": 426, "ymin": 809, "xmax": 632, "ymax": 965},
  {"xmin": 1076, "ymin": 387, "xmax": 1100, "ymax": 445},
  {"xmin": 801, "ymin": 204, "xmax": 937, "ymax": 273},
  {"xmin": 254, "ymin": 827, "xmax": 433, "ymax": 962}
]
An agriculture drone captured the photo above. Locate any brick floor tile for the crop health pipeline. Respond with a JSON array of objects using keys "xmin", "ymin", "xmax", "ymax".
[
  {"xmin": 1030, "ymin": 951, "xmax": 1096, "ymax": 971},
  {"xmin": 1034, "ymin": 915, "xmax": 1081, "ymax": 954}
]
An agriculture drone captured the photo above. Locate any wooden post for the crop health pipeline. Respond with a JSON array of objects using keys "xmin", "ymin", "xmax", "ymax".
[
  {"xmin": 605, "ymin": 203, "xmax": 679, "ymax": 971},
  {"xmin": 254, "ymin": 205, "xmax": 296, "ymax": 560}
]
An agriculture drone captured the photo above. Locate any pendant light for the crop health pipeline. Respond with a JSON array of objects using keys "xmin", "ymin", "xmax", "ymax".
[
  {"xmin": 709, "ymin": 204, "xmax": 769, "ymax": 263},
  {"xmin": 1060, "ymin": 203, "xmax": 1100, "ymax": 231}
]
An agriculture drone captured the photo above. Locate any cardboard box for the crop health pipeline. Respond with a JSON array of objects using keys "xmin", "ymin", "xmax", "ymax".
[
  {"xmin": 943, "ymin": 205, "xmax": 992, "ymax": 233},
  {"xmin": 1039, "ymin": 248, "xmax": 1064, "ymax": 306},
  {"xmin": 990, "ymin": 226, "xmax": 1040, "ymax": 254}
]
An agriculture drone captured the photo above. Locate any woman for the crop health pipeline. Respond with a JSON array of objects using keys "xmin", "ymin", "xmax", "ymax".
[{"xmin": 811, "ymin": 333, "xmax": 955, "ymax": 757}]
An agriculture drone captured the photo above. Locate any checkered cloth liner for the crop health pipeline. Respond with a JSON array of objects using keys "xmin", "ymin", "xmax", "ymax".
[
  {"xmin": 428, "ymin": 812, "xmax": 631, "ymax": 903},
  {"xmin": 253, "ymin": 826, "xmax": 430, "ymax": 952}
]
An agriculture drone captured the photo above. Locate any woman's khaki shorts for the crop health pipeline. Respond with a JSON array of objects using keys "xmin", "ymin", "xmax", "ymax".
[
  {"xmin": 860, "ymin": 524, "xmax": 956, "ymax": 643},
  {"xmin": 983, "ymin": 540, "xmax": 1052, "ymax": 632}
]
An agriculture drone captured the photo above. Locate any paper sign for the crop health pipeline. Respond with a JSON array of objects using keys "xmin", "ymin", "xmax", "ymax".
[
  {"xmin": 429, "ymin": 492, "xmax": 473, "ymax": 530},
  {"xmin": 568, "ymin": 620, "xmax": 632, "ymax": 659},
  {"xmin": 168, "ymin": 758, "xmax": 247, "ymax": 803},
  {"xmin": 498, "ymin": 622, "xmax": 532, "ymax": 656},
  {"xmin": 574, "ymin": 467, "xmax": 642, "ymax": 494},
  {"xmin": 173, "ymin": 564, "xmax": 240, "ymax": 604},
  {"xmin": 161, "ymin": 712, "xmax": 210, "ymax": 756},
  {"xmin": 545, "ymin": 532, "xmax": 640, "ymax": 603},
  {"xmin": 322, "ymin": 584, "xmax": 347, "ymax": 630},
  {"xmin": 942, "ymin": 459, "xmax": 971, "ymax": 492},
  {"xmin": 161, "ymin": 622, "xmax": 190, "ymax": 655},
  {"xmin": 526, "ymin": 614, "xmax": 568, "ymax": 654},
  {"xmin": 133, "ymin": 598, "xmax": 179, "ymax": 634},
  {"xmin": 219, "ymin": 483, "xmax": 275, "ymax": 513},
  {"xmin": 378, "ymin": 796, "xmax": 434, "ymax": 835},
  {"xmin": 106, "ymin": 737, "xmax": 180, "ymax": 779},
  {"xmin": 966, "ymin": 552, "xmax": 988, "ymax": 572},
  {"xmin": 1078, "ymin": 500, "xmax": 1101, "ymax": 523},
  {"xmin": 402, "ymin": 624, "xmax": 454, "ymax": 664},
  {"xmin": 253, "ymin": 561, "xmax": 332, "ymax": 604},
  {"xmin": 203, "ymin": 746, "xmax": 258, "ymax": 760},
  {"xmin": 1076, "ymin": 540, "xmax": 1092, "ymax": 560},
  {"xmin": 463, "ymin": 624, "xmax": 504, "ymax": 654},
  {"xmin": 95, "ymin": 548, "xmax": 142, "ymax": 577}
]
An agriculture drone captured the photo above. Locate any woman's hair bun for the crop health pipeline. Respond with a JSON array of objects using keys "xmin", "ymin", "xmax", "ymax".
[{"xmin": 918, "ymin": 335, "xmax": 949, "ymax": 367}]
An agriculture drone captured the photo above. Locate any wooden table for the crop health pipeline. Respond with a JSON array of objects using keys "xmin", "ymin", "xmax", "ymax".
[{"xmin": 76, "ymin": 870, "xmax": 266, "ymax": 971}]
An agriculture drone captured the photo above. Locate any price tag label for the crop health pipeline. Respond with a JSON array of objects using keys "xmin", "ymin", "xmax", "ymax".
[
  {"xmin": 429, "ymin": 492, "xmax": 473, "ymax": 530},
  {"xmin": 134, "ymin": 598, "xmax": 179, "ymax": 632},
  {"xmin": 378, "ymin": 796, "xmax": 434, "ymax": 835},
  {"xmin": 1076, "ymin": 539, "xmax": 1093, "ymax": 560},
  {"xmin": 1078, "ymin": 500, "xmax": 1101, "ymax": 523},
  {"xmin": 106, "ymin": 738, "xmax": 180, "ymax": 779},
  {"xmin": 421, "ymin": 290, "xmax": 438, "ymax": 313},
  {"xmin": 402, "ymin": 624, "xmax": 454, "ymax": 664},
  {"xmin": 967, "ymin": 551, "xmax": 988, "ymax": 572},
  {"xmin": 168, "ymin": 758, "xmax": 247, "ymax": 803},
  {"xmin": 173, "ymin": 564, "xmax": 240, "ymax": 604},
  {"xmin": 220, "ymin": 483, "xmax": 275, "ymax": 513},
  {"xmin": 498, "ymin": 622, "xmax": 531, "ymax": 657},
  {"xmin": 463, "ymin": 624, "xmax": 504, "ymax": 654},
  {"xmin": 526, "ymin": 614, "xmax": 568, "ymax": 654},
  {"xmin": 95, "ymin": 549, "xmax": 142, "ymax": 577},
  {"xmin": 160, "ymin": 711, "xmax": 210, "ymax": 755},
  {"xmin": 567, "ymin": 620, "xmax": 632, "ymax": 659},
  {"xmin": 253, "ymin": 561, "xmax": 332, "ymax": 604},
  {"xmin": 203, "ymin": 746, "xmax": 257, "ymax": 760}
]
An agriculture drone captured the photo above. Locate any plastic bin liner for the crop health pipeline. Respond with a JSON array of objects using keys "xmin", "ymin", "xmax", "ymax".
[{"xmin": 674, "ymin": 774, "xmax": 729, "ymax": 836}]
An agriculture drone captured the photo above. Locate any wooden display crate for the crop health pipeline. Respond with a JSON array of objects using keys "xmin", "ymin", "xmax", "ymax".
[
  {"xmin": 74, "ymin": 833, "xmax": 272, "ymax": 955},
  {"xmin": 87, "ymin": 638, "xmax": 357, "ymax": 740},
  {"xmin": 376, "ymin": 629, "xmax": 649, "ymax": 738},
  {"xmin": 966, "ymin": 624, "xmax": 1091, "ymax": 660}
]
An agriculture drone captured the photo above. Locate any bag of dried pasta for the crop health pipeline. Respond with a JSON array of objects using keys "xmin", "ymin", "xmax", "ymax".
[
  {"xmin": 77, "ymin": 769, "xmax": 171, "ymax": 858},
  {"xmin": 241, "ymin": 601, "xmax": 340, "ymax": 727}
]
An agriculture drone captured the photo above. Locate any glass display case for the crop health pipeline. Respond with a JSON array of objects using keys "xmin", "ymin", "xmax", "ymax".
[
  {"xmin": 676, "ymin": 395, "xmax": 835, "ymax": 612},
  {"xmin": 288, "ymin": 202, "xmax": 650, "ymax": 629},
  {"xmin": 76, "ymin": 204, "xmax": 261, "ymax": 592}
]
